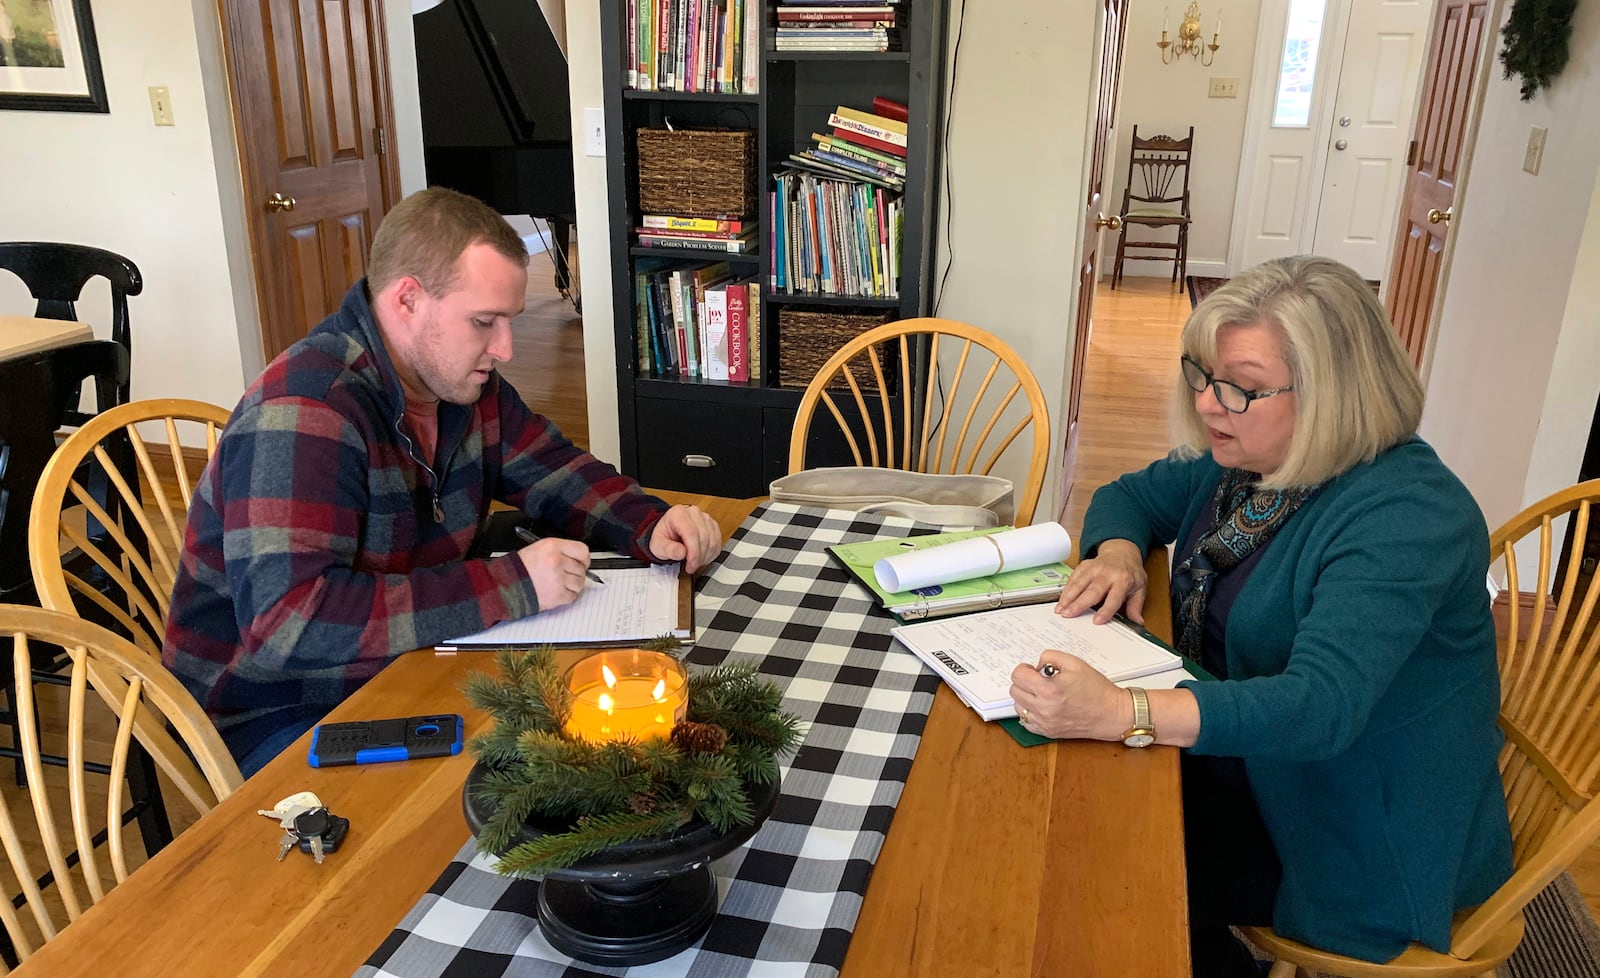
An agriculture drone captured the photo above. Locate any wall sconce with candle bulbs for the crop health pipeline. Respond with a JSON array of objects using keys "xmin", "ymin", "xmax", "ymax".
[{"xmin": 1159, "ymin": 3, "xmax": 1222, "ymax": 66}]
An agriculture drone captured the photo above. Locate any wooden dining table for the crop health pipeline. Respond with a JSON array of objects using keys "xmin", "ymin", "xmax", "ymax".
[{"xmin": 14, "ymin": 491, "xmax": 1189, "ymax": 977}]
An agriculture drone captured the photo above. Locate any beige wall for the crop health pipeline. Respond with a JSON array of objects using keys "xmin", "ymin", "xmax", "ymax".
[
  {"xmin": 1106, "ymin": 0, "xmax": 1263, "ymax": 278},
  {"xmin": 1419, "ymin": 0, "xmax": 1600, "ymax": 532}
]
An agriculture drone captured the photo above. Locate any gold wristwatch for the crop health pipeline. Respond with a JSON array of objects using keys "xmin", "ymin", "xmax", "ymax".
[{"xmin": 1122, "ymin": 687, "xmax": 1156, "ymax": 748}]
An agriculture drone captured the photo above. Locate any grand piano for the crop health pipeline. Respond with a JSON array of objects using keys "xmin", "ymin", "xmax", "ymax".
[{"xmin": 413, "ymin": 0, "xmax": 577, "ymax": 299}]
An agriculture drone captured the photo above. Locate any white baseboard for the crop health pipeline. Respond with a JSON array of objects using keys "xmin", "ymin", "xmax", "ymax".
[
  {"xmin": 502, "ymin": 213, "xmax": 551, "ymax": 257},
  {"xmin": 1102, "ymin": 258, "xmax": 1228, "ymax": 281}
]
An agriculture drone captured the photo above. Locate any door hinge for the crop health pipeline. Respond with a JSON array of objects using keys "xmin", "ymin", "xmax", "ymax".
[
  {"xmin": 1406, "ymin": 139, "xmax": 1418, "ymax": 167},
  {"xmin": 373, "ymin": 126, "xmax": 388, "ymax": 156}
]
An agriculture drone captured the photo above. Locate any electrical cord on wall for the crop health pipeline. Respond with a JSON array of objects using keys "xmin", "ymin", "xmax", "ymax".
[{"xmin": 927, "ymin": 0, "xmax": 969, "ymax": 440}]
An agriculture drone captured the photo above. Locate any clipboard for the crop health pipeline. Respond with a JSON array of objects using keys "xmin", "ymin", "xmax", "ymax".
[{"xmin": 435, "ymin": 559, "xmax": 694, "ymax": 651}]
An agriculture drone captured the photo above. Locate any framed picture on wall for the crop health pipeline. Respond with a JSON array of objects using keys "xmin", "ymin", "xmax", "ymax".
[{"xmin": 0, "ymin": 0, "xmax": 108, "ymax": 113}]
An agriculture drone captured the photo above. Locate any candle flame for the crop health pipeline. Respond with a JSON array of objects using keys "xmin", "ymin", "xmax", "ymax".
[
  {"xmin": 601, "ymin": 664, "xmax": 618, "ymax": 688},
  {"xmin": 598, "ymin": 691, "xmax": 614, "ymax": 713},
  {"xmin": 651, "ymin": 678, "xmax": 667, "ymax": 701}
]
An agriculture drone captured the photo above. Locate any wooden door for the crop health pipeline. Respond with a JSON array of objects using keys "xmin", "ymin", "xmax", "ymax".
[
  {"xmin": 1062, "ymin": 0, "xmax": 1128, "ymax": 514},
  {"xmin": 1386, "ymin": 0, "xmax": 1490, "ymax": 367},
  {"xmin": 220, "ymin": 0, "xmax": 401, "ymax": 362}
]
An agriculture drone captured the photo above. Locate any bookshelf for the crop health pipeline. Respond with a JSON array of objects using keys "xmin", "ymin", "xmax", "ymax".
[{"xmin": 601, "ymin": 0, "xmax": 947, "ymax": 497}]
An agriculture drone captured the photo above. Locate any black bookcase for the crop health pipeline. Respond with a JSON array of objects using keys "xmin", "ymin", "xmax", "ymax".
[{"xmin": 600, "ymin": 0, "xmax": 947, "ymax": 497}]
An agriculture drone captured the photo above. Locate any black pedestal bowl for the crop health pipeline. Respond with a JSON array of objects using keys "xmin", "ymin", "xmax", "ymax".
[{"xmin": 462, "ymin": 762, "xmax": 780, "ymax": 966}]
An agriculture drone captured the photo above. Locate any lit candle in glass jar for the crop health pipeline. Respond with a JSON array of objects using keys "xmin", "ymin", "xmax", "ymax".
[{"xmin": 565, "ymin": 650, "xmax": 688, "ymax": 743}]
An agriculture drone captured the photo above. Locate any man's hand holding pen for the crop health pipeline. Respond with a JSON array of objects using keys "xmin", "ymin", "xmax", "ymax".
[{"xmin": 515, "ymin": 527, "xmax": 601, "ymax": 610}]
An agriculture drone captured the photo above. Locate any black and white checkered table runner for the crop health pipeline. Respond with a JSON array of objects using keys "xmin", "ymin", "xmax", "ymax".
[{"xmin": 356, "ymin": 503, "xmax": 942, "ymax": 978}]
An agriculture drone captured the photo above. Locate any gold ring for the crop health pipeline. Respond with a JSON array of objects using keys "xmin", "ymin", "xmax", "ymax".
[{"xmin": 1019, "ymin": 707, "xmax": 1030, "ymax": 724}]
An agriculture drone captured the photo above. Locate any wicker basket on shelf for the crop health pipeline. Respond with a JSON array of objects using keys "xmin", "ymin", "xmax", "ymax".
[
  {"xmin": 635, "ymin": 128, "xmax": 757, "ymax": 218},
  {"xmin": 777, "ymin": 309, "xmax": 896, "ymax": 391}
]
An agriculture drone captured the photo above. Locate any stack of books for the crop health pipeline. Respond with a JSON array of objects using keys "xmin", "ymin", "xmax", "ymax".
[
  {"xmin": 635, "ymin": 259, "xmax": 763, "ymax": 383},
  {"xmin": 786, "ymin": 98, "xmax": 909, "ymax": 189},
  {"xmin": 625, "ymin": 0, "xmax": 759, "ymax": 93},
  {"xmin": 774, "ymin": 2, "xmax": 900, "ymax": 52},
  {"xmin": 635, "ymin": 214, "xmax": 758, "ymax": 254},
  {"xmin": 771, "ymin": 98, "xmax": 906, "ymax": 297}
]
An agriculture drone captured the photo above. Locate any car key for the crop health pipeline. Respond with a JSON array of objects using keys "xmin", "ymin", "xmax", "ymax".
[
  {"xmin": 294, "ymin": 807, "xmax": 331, "ymax": 863},
  {"xmin": 297, "ymin": 811, "xmax": 351, "ymax": 858}
]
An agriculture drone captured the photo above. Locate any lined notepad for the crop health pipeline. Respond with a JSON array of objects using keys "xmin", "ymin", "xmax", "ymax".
[{"xmin": 436, "ymin": 563, "xmax": 691, "ymax": 649}]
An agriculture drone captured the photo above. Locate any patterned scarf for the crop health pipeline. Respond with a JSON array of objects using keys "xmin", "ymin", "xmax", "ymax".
[{"xmin": 1173, "ymin": 468, "xmax": 1322, "ymax": 663}]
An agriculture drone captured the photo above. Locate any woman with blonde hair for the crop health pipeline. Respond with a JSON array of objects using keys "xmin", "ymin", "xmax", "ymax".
[{"xmin": 1011, "ymin": 256, "xmax": 1512, "ymax": 976}]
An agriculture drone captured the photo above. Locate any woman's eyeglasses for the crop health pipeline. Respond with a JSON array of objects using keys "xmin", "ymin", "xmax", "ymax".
[{"xmin": 1180, "ymin": 355, "xmax": 1295, "ymax": 414}]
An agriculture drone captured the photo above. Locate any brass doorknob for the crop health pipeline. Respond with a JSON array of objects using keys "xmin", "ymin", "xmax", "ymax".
[
  {"xmin": 266, "ymin": 192, "xmax": 297, "ymax": 212},
  {"xmin": 1096, "ymin": 214, "xmax": 1123, "ymax": 231},
  {"xmin": 1426, "ymin": 206, "xmax": 1452, "ymax": 225}
]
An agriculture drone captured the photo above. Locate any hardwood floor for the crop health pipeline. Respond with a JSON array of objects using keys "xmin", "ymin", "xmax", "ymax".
[
  {"xmin": 7, "ymin": 275, "xmax": 1598, "ymax": 956},
  {"xmin": 498, "ymin": 247, "xmax": 589, "ymax": 450},
  {"xmin": 1059, "ymin": 277, "xmax": 1190, "ymax": 541}
]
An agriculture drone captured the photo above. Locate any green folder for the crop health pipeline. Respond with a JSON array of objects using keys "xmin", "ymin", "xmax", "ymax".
[{"xmin": 828, "ymin": 527, "xmax": 1070, "ymax": 621}]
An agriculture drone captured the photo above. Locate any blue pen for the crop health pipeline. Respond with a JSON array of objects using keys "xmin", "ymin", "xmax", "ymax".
[{"xmin": 514, "ymin": 526, "xmax": 605, "ymax": 584}]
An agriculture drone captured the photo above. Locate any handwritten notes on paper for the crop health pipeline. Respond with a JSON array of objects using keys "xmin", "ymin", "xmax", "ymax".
[{"xmin": 437, "ymin": 563, "xmax": 688, "ymax": 649}]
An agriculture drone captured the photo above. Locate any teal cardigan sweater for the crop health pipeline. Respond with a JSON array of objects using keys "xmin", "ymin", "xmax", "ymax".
[{"xmin": 1081, "ymin": 438, "xmax": 1513, "ymax": 962}]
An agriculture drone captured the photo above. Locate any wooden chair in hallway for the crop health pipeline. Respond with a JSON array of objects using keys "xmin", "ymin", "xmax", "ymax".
[
  {"xmin": 787, "ymin": 319, "xmax": 1051, "ymax": 525},
  {"xmin": 1242, "ymin": 478, "xmax": 1600, "ymax": 977},
  {"xmin": 0, "ymin": 605, "xmax": 239, "ymax": 967},
  {"xmin": 1111, "ymin": 126, "xmax": 1194, "ymax": 290},
  {"xmin": 29, "ymin": 398, "xmax": 231, "ymax": 657}
]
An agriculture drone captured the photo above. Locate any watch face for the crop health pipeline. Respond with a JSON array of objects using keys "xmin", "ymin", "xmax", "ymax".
[{"xmin": 1124, "ymin": 730, "xmax": 1156, "ymax": 748}]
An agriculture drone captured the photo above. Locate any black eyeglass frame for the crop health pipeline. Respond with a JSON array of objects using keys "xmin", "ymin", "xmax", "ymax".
[{"xmin": 1180, "ymin": 355, "xmax": 1295, "ymax": 415}]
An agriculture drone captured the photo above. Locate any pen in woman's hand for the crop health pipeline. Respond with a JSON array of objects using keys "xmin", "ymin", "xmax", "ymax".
[
  {"xmin": 1038, "ymin": 663, "xmax": 1058, "ymax": 678},
  {"xmin": 514, "ymin": 526, "xmax": 605, "ymax": 585}
]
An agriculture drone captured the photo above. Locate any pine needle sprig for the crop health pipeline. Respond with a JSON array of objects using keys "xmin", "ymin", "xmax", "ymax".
[{"xmin": 493, "ymin": 807, "xmax": 691, "ymax": 876}]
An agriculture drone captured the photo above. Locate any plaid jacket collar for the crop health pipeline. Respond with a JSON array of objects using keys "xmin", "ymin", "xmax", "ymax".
[{"xmin": 317, "ymin": 280, "xmax": 472, "ymax": 474}]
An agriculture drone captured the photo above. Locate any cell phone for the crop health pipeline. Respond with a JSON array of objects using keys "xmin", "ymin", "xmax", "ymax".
[{"xmin": 308, "ymin": 714, "xmax": 464, "ymax": 768}]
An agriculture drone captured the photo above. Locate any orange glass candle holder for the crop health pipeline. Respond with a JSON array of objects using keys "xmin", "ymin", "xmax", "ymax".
[{"xmin": 564, "ymin": 650, "xmax": 688, "ymax": 743}]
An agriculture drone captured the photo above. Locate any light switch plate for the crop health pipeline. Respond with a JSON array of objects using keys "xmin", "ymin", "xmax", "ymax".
[
  {"xmin": 1208, "ymin": 77, "xmax": 1239, "ymax": 99},
  {"xmin": 1524, "ymin": 125, "xmax": 1547, "ymax": 175},
  {"xmin": 584, "ymin": 107, "xmax": 605, "ymax": 157},
  {"xmin": 148, "ymin": 86, "xmax": 174, "ymax": 126}
]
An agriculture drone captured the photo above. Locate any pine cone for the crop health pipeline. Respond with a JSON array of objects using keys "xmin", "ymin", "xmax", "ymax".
[
  {"xmin": 671, "ymin": 720, "xmax": 729, "ymax": 754},
  {"xmin": 629, "ymin": 793, "xmax": 658, "ymax": 815}
]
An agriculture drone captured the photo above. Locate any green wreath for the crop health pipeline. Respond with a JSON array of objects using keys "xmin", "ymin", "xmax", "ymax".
[
  {"xmin": 1500, "ymin": 0, "xmax": 1578, "ymax": 101},
  {"xmin": 463, "ymin": 639, "xmax": 803, "ymax": 875}
]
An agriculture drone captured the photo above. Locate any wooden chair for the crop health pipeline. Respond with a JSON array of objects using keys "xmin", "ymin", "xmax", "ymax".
[
  {"xmin": 0, "ymin": 605, "xmax": 239, "ymax": 966},
  {"xmin": 0, "ymin": 242, "xmax": 141, "ymax": 415},
  {"xmin": 787, "ymin": 318, "xmax": 1051, "ymax": 525},
  {"xmin": 1111, "ymin": 126, "xmax": 1194, "ymax": 289},
  {"xmin": 1242, "ymin": 479, "xmax": 1600, "ymax": 977},
  {"xmin": 29, "ymin": 399, "xmax": 231, "ymax": 657}
]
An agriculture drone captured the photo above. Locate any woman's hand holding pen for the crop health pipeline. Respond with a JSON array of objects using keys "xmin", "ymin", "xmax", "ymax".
[
  {"xmin": 1009, "ymin": 650, "xmax": 1129, "ymax": 741},
  {"xmin": 1056, "ymin": 538, "xmax": 1148, "ymax": 624},
  {"xmin": 517, "ymin": 534, "xmax": 596, "ymax": 611}
]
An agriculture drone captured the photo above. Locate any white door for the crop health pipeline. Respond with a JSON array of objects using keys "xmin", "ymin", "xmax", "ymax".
[
  {"xmin": 1311, "ymin": 0, "xmax": 1431, "ymax": 275},
  {"xmin": 1235, "ymin": 0, "xmax": 1432, "ymax": 280}
]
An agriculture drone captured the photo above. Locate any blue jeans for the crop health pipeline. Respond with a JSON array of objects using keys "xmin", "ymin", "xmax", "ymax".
[{"xmin": 237, "ymin": 718, "xmax": 317, "ymax": 779}]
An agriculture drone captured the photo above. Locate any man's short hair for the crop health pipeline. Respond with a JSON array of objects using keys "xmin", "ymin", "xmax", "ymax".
[
  {"xmin": 366, "ymin": 186, "xmax": 528, "ymax": 295},
  {"xmin": 1172, "ymin": 255, "xmax": 1425, "ymax": 489}
]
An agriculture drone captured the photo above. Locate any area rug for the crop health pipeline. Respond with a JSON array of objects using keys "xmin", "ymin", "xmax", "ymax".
[
  {"xmin": 1186, "ymin": 275, "xmax": 1229, "ymax": 309},
  {"xmin": 1243, "ymin": 872, "xmax": 1600, "ymax": 977},
  {"xmin": 1185, "ymin": 274, "xmax": 1381, "ymax": 310}
]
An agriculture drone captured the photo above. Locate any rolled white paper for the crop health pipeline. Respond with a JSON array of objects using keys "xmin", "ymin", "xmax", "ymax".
[{"xmin": 874, "ymin": 522, "xmax": 1072, "ymax": 593}]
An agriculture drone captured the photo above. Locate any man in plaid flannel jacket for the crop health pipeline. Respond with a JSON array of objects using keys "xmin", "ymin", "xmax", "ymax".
[{"xmin": 163, "ymin": 188, "xmax": 722, "ymax": 775}]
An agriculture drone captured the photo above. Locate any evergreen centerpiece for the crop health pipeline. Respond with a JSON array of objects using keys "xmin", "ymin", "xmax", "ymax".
[{"xmin": 463, "ymin": 641, "xmax": 803, "ymax": 876}]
